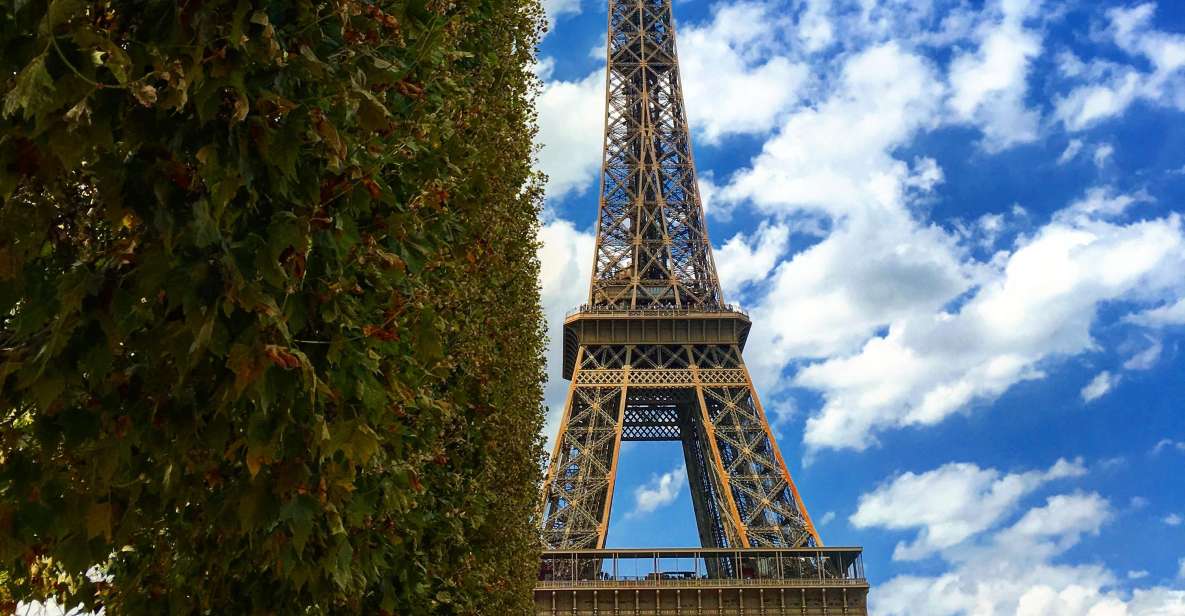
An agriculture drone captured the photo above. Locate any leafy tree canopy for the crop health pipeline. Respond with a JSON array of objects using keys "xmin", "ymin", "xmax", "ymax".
[{"xmin": 0, "ymin": 0, "xmax": 547, "ymax": 613}]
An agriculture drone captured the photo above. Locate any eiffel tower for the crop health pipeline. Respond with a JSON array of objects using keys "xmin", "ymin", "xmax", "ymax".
[{"xmin": 535, "ymin": 1, "xmax": 868, "ymax": 613}]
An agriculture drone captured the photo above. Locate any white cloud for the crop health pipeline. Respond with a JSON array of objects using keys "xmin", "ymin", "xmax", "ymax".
[
  {"xmin": 532, "ymin": 56, "xmax": 556, "ymax": 81},
  {"xmin": 1127, "ymin": 297, "xmax": 1185, "ymax": 328},
  {"xmin": 535, "ymin": 69, "xmax": 605, "ymax": 200},
  {"xmin": 722, "ymin": 42, "xmax": 946, "ymax": 218},
  {"xmin": 698, "ymin": 173, "xmax": 725, "ymax": 220},
  {"xmin": 796, "ymin": 0, "xmax": 834, "ymax": 53},
  {"xmin": 1129, "ymin": 570, "xmax": 1150, "ymax": 580},
  {"xmin": 1165, "ymin": 513, "xmax": 1183, "ymax": 527},
  {"xmin": 818, "ymin": 511, "xmax": 836, "ymax": 526},
  {"xmin": 541, "ymin": 0, "xmax": 580, "ymax": 32},
  {"xmin": 715, "ymin": 43, "xmax": 968, "ymax": 395},
  {"xmin": 798, "ymin": 191, "xmax": 1185, "ymax": 451},
  {"xmin": 744, "ymin": 212, "xmax": 969, "ymax": 396},
  {"xmin": 946, "ymin": 0, "xmax": 1043, "ymax": 151},
  {"xmin": 678, "ymin": 2, "xmax": 809, "ymax": 144},
  {"xmin": 1056, "ymin": 3, "xmax": 1185, "ymax": 130},
  {"xmin": 588, "ymin": 41, "xmax": 606, "ymax": 61},
  {"xmin": 630, "ymin": 465, "xmax": 687, "ymax": 517},
  {"xmin": 714, "ymin": 222, "xmax": 789, "ymax": 302},
  {"xmin": 1093, "ymin": 143, "xmax": 1115, "ymax": 169},
  {"xmin": 1081, "ymin": 371, "xmax": 1118, "ymax": 403},
  {"xmin": 700, "ymin": 25, "xmax": 1185, "ymax": 452},
  {"xmin": 1058, "ymin": 139, "xmax": 1084, "ymax": 165},
  {"xmin": 537, "ymin": 219, "xmax": 595, "ymax": 452},
  {"xmin": 1123, "ymin": 338, "xmax": 1163, "ymax": 370},
  {"xmin": 861, "ymin": 461, "xmax": 1185, "ymax": 615},
  {"xmin": 1152, "ymin": 439, "xmax": 1185, "ymax": 455},
  {"xmin": 1056, "ymin": 186, "xmax": 1153, "ymax": 223},
  {"xmin": 1054, "ymin": 67, "xmax": 1143, "ymax": 131},
  {"xmin": 989, "ymin": 493, "xmax": 1111, "ymax": 564},
  {"xmin": 851, "ymin": 458, "xmax": 1085, "ymax": 560}
]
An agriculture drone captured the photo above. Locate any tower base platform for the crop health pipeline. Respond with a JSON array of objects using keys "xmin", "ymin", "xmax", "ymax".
[{"xmin": 535, "ymin": 548, "xmax": 869, "ymax": 615}]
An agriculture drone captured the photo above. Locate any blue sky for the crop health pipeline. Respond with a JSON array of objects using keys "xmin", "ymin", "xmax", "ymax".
[{"xmin": 534, "ymin": 1, "xmax": 1185, "ymax": 613}]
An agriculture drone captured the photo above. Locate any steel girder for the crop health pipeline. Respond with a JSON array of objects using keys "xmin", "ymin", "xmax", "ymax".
[
  {"xmin": 589, "ymin": 0, "xmax": 721, "ymax": 309},
  {"xmin": 539, "ymin": 0, "xmax": 821, "ymax": 555},
  {"xmin": 538, "ymin": 345, "xmax": 820, "ymax": 550}
]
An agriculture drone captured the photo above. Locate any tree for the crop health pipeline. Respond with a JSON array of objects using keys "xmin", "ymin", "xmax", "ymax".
[{"xmin": 0, "ymin": 0, "xmax": 547, "ymax": 613}]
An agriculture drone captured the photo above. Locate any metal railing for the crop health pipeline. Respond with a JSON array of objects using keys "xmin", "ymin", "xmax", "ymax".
[
  {"xmin": 566, "ymin": 304, "xmax": 749, "ymax": 318},
  {"xmin": 537, "ymin": 547, "xmax": 865, "ymax": 588}
]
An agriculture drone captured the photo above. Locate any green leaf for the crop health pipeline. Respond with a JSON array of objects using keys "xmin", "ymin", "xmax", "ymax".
[
  {"xmin": 47, "ymin": 0, "xmax": 84, "ymax": 28},
  {"xmin": 237, "ymin": 483, "xmax": 273, "ymax": 531},
  {"xmin": 413, "ymin": 308, "xmax": 443, "ymax": 364},
  {"xmin": 348, "ymin": 425, "xmax": 380, "ymax": 465},
  {"xmin": 281, "ymin": 496, "xmax": 316, "ymax": 553},
  {"xmin": 3, "ymin": 54, "xmax": 55, "ymax": 119},
  {"xmin": 357, "ymin": 92, "xmax": 392, "ymax": 132},
  {"xmin": 31, "ymin": 375, "xmax": 64, "ymax": 411},
  {"xmin": 85, "ymin": 502, "xmax": 111, "ymax": 540}
]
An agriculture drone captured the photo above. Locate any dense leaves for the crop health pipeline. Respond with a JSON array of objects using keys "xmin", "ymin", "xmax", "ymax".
[{"xmin": 0, "ymin": 0, "xmax": 547, "ymax": 613}]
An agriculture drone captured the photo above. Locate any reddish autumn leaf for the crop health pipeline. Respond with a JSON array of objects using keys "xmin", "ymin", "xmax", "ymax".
[
  {"xmin": 361, "ymin": 178, "xmax": 382, "ymax": 199},
  {"xmin": 264, "ymin": 345, "xmax": 301, "ymax": 370}
]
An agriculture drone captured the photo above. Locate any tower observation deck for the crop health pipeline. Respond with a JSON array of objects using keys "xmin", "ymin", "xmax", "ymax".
[{"xmin": 535, "ymin": 0, "xmax": 868, "ymax": 613}]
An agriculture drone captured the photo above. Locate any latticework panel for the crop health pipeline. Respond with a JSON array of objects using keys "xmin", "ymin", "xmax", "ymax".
[
  {"xmin": 691, "ymin": 344, "xmax": 742, "ymax": 369},
  {"xmin": 539, "ymin": 362, "xmax": 625, "ymax": 548},
  {"xmin": 701, "ymin": 383, "xmax": 815, "ymax": 548},
  {"xmin": 622, "ymin": 405, "xmax": 682, "ymax": 441},
  {"xmin": 540, "ymin": 344, "xmax": 818, "ymax": 550},
  {"xmin": 588, "ymin": 0, "xmax": 721, "ymax": 309}
]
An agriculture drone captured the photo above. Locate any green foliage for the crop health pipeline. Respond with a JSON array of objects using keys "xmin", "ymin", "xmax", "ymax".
[{"xmin": 0, "ymin": 0, "xmax": 547, "ymax": 613}]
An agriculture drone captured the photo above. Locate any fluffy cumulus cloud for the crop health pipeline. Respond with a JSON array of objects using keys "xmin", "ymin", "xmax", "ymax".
[
  {"xmin": 535, "ymin": 68, "xmax": 605, "ymax": 200},
  {"xmin": 713, "ymin": 222, "xmax": 790, "ymax": 301},
  {"xmin": 1056, "ymin": 3, "xmax": 1185, "ymax": 131},
  {"xmin": 946, "ymin": 0, "xmax": 1043, "ymax": 150},
  {"xmin": 677, "ymin": 1, "xmax": 809, "ymax": 144},
  {"xmin": 859, "ymin": 460, "xmax": 1185, "ymax": 615},
  {"xmin": 851, "ymin": 458, "xmax": 1086, "ymax": 560},
  {"xmin": 630, "ymin": 465, "xmax": 687, "ymax": 517},
  {"xmin": 721, "ymin": 42, "xmax": 946, "ymax": 217},
  {"xmin": 713, "ymin": 43, "xmax": 972, "ymax": 394},
  {"xmin": 799, "ymin": 194, "xmax": 1185, "ymax": 450},
  {"xmin": 692, "ymin": 11, "xmax": 1185, "ymax": 450},
  {"xmin": 537, "ymin": 218, "xmax": 595, "ymax": 450}
]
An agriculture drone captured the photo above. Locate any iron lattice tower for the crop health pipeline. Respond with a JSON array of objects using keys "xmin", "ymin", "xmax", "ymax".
[{"xmin": 539, "ymin": 0, "xmax": 821, "ymax": 552}]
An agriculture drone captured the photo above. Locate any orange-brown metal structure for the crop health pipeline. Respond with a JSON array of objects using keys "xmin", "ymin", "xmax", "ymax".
[
  {"xmin": 535, "ymin": 548, "xmax": 869, "ymax": 615},
  {"xmin": 537, "ymin": 0, "xmax": 822, "ymax": 553}
]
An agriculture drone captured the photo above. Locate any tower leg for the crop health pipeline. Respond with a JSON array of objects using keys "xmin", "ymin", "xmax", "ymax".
[{"xmin": 539, "ymin": 346, "xmax": 631, "ymax": 549}]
